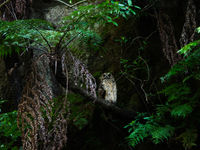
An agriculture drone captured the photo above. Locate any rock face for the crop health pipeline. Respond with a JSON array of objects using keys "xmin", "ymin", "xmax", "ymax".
[
  {"xmin": 30, "ymin": 0, "xmax": 75, "ymax": 26},
  {"xmin": 45, "ymin": 5, "xmax": 73, "ymax": 26}
]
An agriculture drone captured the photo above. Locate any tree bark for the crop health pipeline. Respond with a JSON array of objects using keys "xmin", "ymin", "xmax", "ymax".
[{"xmin": 0, "ymin": 0, "xmax": 32, "ymax": 20}]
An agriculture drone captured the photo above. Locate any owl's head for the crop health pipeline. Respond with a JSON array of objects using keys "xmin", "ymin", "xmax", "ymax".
[{"xmin": 100, "ymin": 72, "xmax": 113, "ymax": 80}]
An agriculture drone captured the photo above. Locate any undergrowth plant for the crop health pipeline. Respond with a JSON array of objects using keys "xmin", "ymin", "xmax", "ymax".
[
  {"xmin": 0, "ymin": 1, "xmax": 141, "ymax": 149},
  {"xmin": 125, "ymin": 27, "xmax": 200, "ymax": 150},
  {"xmin": 0, "ymin": 19, "xmax": 57, "ymax": 56},
  {"xmin": 68, "ymin": 93, "xmax": 94, "ymax": 130},
  {"xmin": 0, "ymin": 100, "xmax": 21, "ymax": 150},
  {"xmin": 61, "ymin": 0, "xmax": 141, "ymax": 57},
  {"xmin": 0, "ymin": 1, "xmax": 140, "ymax": 57}
]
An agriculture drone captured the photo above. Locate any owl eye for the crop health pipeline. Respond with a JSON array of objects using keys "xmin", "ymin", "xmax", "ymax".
[{"xmin": 103, "ymin": 73, "xmax": 111, "ymax": 78}]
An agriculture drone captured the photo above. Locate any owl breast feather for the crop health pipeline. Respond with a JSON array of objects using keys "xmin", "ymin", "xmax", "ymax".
[{"xmin": 102, "ymin": 79, "xmax": 117, "ymax": 103}]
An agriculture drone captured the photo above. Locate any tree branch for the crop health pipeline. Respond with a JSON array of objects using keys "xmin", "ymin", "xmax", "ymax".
[
  {"xmin": 54, "ymin": 0, "xmax": 87, "ymax": 10},
  {"xmin": 0, "ymin": 0, "xmax": 11, "ymax": 9},
  {"xmin": 69, "ymin": 83, "xmax": 137, "ymax": 120}
]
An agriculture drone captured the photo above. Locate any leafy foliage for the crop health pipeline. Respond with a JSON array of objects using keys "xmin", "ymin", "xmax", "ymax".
[
  {"xmin": 125, "ymin": 114, "xmax": 174, "ymax": 147},
  {"xmin": 0, "ymin": 1, "xmax": 141, "ymax": 149},
  {"xmin": 159, "ymin": 83, "xmax": 191, "ymax": 102},
  {"xmin": 0, "ymin": 1, "xmax": 141, "ymax": 58},
  {"xmin": 120, "ymin": 56, "xmax": 149, "ymax": 81},
  {"xmin": 0, "ymin": 19, "xmax": 58, "ymax": 56},
  {"xmin": 68, "ymin": 93, "xmax": 94, "ymax": 130},
  {"xmin": 170, "ymin": 104, "xmax": 192, "ymax": 118},
  {"xmin": 176, "ymin": 129, "xmax": 198, "ymax": 150},
  {"xmin": 126, "ymin": 27, "xmax": 200, "ymax": 149},
  {"xmin": 178, "ymin": 40, "xmax": 200, "ymax": 56},
  {"xmin": 61, "ymin": 1, "xmax": 140, "ymax": 53},
  {"xmin": 0, "ymin": 100, "xmax": 21, "ymax": 150},
  {"xmin": 63, "ymin": 1, "xmax": 140, "ymax": 27}
]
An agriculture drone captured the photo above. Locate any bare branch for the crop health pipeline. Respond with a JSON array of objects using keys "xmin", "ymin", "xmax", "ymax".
[
  {"xmin": 0, "ymin": 0, "xmax": 11, "ymax": 9},
  {"xmin": 54, "ymin": 0, "xmax": 75, "ymax": 9},
  {"xmin": 54, "ymin": 0, "xmax": 87, "ymax": 9}
]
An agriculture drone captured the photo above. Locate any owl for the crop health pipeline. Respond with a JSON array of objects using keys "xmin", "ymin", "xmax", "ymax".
[{"xmin": 98, "ymin": 73, "xmax": 117, "ymax": 103}]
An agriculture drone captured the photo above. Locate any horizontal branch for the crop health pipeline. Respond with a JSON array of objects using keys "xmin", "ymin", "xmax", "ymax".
[{"xmin": 69, "ymin": 84, "xmax": 137, "ymax": 120}]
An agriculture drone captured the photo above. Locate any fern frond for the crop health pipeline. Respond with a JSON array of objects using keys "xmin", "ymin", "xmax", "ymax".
[
  {"xmin": 126, "ymin": 123, "xmax": 150, "ymax": 147},
  {"xmin": 156, "ymin": 104, "xmax": 170, "ymax": 116},
  {"xmin": 160, "ymin": 83, "xmax": 191, "ymax": 102},
  {"xmin": 171, "ymin": 104, "xmax": 192, "ymax": 118},
  {"xmin": 178, "ymin": 40, "xmax": 200, "ymax": 56},
  {"xmin": 177, "ymin": 129, "xmax": 197, "ymax": 150},
  {"xmin": 0, "ymin": 19, "xmax": 57, "ymax": 56},
  {"xmin": 162, "ymin": 47, "xmax": 200, "ymax": 81},
  {"xmin": 151, "ymin": 125, "xmax": 174, "ymax": 144}
]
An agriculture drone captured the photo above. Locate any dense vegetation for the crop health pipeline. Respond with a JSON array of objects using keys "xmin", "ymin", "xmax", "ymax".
[{"xmin": 0, "ymin": 0, "xmax": 200, "ymax": 150}]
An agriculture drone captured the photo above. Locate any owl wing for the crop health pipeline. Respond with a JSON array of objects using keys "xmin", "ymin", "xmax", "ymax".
[{"xmin": 98, "ymin": 83, "xmax": 106, "ymax": 99}]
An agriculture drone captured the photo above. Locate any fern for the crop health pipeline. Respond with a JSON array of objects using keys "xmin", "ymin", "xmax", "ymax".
[
  {"xmin": 0, "ymin": 100, "xmax": 21, "ymax": 149},
  {"xmin": 126, "ymin": 33, "xmax": 200, "ymax": 149},
  {"xmin": 151, "ymin": 125, "xmax": 174, "ymax": 144},
  {"xmin": 67, "ymin": 93, "xmax": 93, "ymax": 130},
  {"xmin": 125, "ymin": 115, "xmax": 174, "ymax": 147},
  {"xmin": 60, "ymin": 1, "xmax": 140, "ymax": 53},
  {"xmin": 156, "ymin": 104, "xmax": 170, "ymax": 116},
  {"xmin": 163, "ymin": 46, "xmax": 200, "ymax": 81},
  {"xmin": 178, "ymin": 40, "xmax": 200, "ymax": 56},
  {"xmin": 0, "ymin": 2, "xmax": 141, "ymax": 57},
  {"xmin": 177, "ymin": 129, "xmax": 198, "ymax": 150},
  {"xmin": 0, "ymin": 19, "xmax": 62, "ymax": 56},
  {"xmin": 63, "ymin": 1, "xmax": 139, "ymax": 28},
  {"xmin": 160, "ymin": 83, "xmax": 191, "ymax": 102},
  {"xmin": 170, "ymin": 104, "xmax": 192, "ymax": 118},
  {"xmin": 126, "ymin": 123, "xmax": 150, "ymax": 147}
]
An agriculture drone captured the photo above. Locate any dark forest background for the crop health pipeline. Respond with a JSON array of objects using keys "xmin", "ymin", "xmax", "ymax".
[{"xmin": 1, "ymin": 0, "xmax": 200, "ymax": 150}]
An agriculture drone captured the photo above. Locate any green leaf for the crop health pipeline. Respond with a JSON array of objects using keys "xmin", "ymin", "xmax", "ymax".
[
  {"xmin": 151, "ymin": 125, "xmax": 174, "ymax": 144},
  {"xmin": 129, "ymin": 9, "xmax": 136, "ymax": 15},
  {"xmin": 177, "ymin": 129, "xmax": 198, "ymax": 150},
  {"xmin": 196, "ymin": 26, "xmax": 200, "ymax": 33},
  {"xmin": 112, "ymin": 21, "xmax": 118, "ymax": 26},
  {"xmin": 134, "ymin": 5, "xmax": 141, "ymax": 9},
  {"xmin": 127, "ymin": 0, "xmax": 133, "ymax": 6},
  {"xmin": 178, "ymin": 40, "xmax": 200, "ymax": 56},
  {"xmin": 171, "ymin": 104, "xmax": 192, "ymax": 118}
]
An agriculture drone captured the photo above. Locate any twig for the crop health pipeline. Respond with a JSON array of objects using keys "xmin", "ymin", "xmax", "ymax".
[
  {"xmin": 60, "ymin": 32, "xmax": 80, "ymax": 54},
  {"xmin": 139, "ymin": 56, "xmax": 150, "ymax": 82},
  {"xmin": 0, "ymin": 0, "xmax": 11, "ymax": 9},
  {"xmin": 141, "ymin": 0, "xmax": 159, "ymax": 12},
  {"xmin": 71, "ymin": 0, "xmax": 87, "ymax": 7},
  {"xmin": 33, "ymin": 27, "xmax": 52, "ymax": 50},
  {"xmin": 130, "ymin": 31, "xmax": 157, "ymax": 46},
  {"xmin": 10, "ymin": 2, "xmax": 17, "ymax": 20},
  {"xmin": 55, "ymin": 0, "xmax": 75, "ymax": 9},
  {"xmin": 54, "ymin": 0, "xmax": 87, "ymax": 9},
  {"xmin": 5, "ymin": 3, "xmax": 17, "ymax": 20}
]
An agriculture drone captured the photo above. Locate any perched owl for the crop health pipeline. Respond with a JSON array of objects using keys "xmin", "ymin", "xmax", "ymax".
[{"xmin": 98, "ymin": 73, "xmax": 117, "ymax": 103}]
